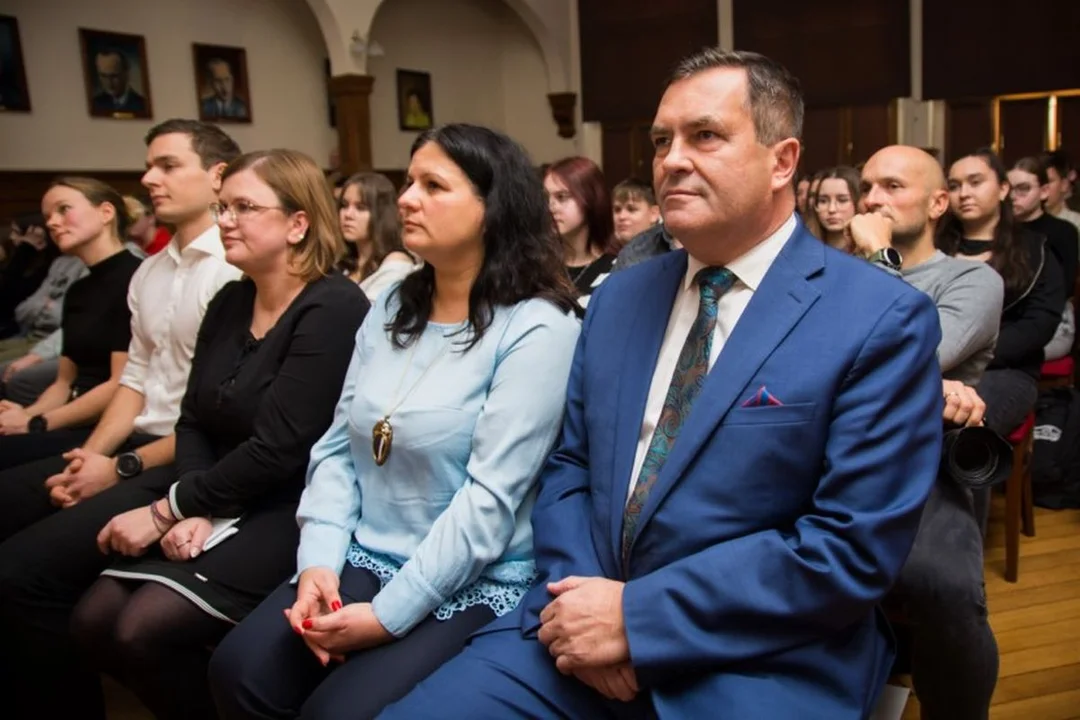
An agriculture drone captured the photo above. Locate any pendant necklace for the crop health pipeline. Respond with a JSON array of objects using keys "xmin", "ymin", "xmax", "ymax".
[{"xmin": 372, "ymin": 336, "xmax": 452, "ymax": 466}]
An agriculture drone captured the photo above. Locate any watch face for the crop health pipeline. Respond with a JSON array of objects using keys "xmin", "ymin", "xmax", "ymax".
[
  {"xmin": 885, "ymin": 248, "xmax": 902, "ymax": 266},
  {"xmin": 117, "ymin": 453, "xmax": 141, "ymax": 477},
  {"xmin": 28, "ymin": 416, "xmax": 46, "ymax": 434}
]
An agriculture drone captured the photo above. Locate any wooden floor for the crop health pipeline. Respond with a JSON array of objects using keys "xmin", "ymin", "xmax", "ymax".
[
  {"xmin": 903, "ymin": 495, "xmax": 1080, "ymax": 720},
  {"xmin": 105, "ymin": 496, "xmax": 1080, "ymax": 719}
]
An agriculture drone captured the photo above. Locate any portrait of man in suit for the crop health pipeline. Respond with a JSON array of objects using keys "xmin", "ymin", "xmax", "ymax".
[
  {"xmin": 194, "ymin": 44, "xmax": 252, "ymax": 123},
  {"xmin": 79, "ymin": 29, "xmax": 152, "ymax": 119},
  {"xmin": 0, "ymin": 15, "xmax": 31, "ymax": 112},
  {"xmin": 382, "ymin": 48, "xmax": 945, "ymax": 720}
]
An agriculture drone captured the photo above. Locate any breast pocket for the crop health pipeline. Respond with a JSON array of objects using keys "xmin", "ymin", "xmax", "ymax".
[{"xmin": 724, "ymin": 402, "xmax": 818, "ymax": 426}]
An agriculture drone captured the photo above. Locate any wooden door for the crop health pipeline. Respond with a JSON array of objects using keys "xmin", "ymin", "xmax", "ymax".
[
  {"xmin": 999, "ymin": 98, "xmax": 1048, "ymax": 166},
  {"xmin": 801, "ymin": 107, "xmax": 844, "ymax": 174},
  {"xmin": 945, "ymin": 99, "xmax": 993, "ymax": 165},
  {"xmin": 1057, "ymin": 96, "xmax": 1080, "ymax": 154},
  {"xmin": 601, "ymin": 124, "xmax": 634, "ymax": 189},
  {"xmin": 848, "ymin": 102, "xmax": 893, "ymax": 167},
  {"xmin": 601, "ymin": 122, "xmax": 654, "ymax": 187}
]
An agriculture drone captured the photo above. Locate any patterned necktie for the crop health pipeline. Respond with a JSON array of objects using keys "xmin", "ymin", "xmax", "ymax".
[{"xmin": 621, "ymin": 266, "xmax": 736, "ymax": 564}]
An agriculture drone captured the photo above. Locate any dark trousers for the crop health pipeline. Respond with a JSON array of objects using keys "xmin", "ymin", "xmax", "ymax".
[
  {"xmin": 210, "ymin": 564, "xmax": 496, "ymax": 720},
  {"xmin": 890, "ymin": 480, "xmax": 999, "ymax": 720},
  {"xmin": 974, "ymin": 368, "xmax": 1040, "ymax": 532},
  {"xmin": 0, "ymin": 432, "xmax": 159, "ymax": 542},
  {"xmin": 379, "ymin": 622, "xmax": 657, "ymax": 720},
  {"xmin": 0, "ymin": 426, "xmax": 94, "ymax": 472},
  {"xmin": 0, "ymin": 460, "xmax": 175, "ymax": 720}
]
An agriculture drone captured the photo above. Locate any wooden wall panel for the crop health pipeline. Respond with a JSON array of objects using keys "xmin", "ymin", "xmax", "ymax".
[
  {"xmin": 1057, "ymin": 97, "xmax": 1080, "ymax": 155},
  {"xmin": 999, "ymin": 99, "xmax": 1049, "ymax": 167},
  {"xmin": 924, "ymin": 0, "xmax": 1080, "ymax": 99},
  {"xmin": 849, "ymin": 102, "xmax": 894, "ymax": 166},
  {"xmin": 579, "ymin": 0, "xmax": 717, "ymax": 124},
  {"xmin": 945, "ymin": 100, "xmax": 993, "ymax": 166},
  {"xmin": 801, "ymin": 107, "xmax": 845, "ymax": 174},
  {"xmin": 734, "ymin": 0, "xmax": 909, "ymax": 107}
]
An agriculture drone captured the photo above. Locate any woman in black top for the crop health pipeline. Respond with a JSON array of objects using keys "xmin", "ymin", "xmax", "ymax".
[
  {"xmin": 543, "ymin": 156, "xmax": 616, "ymax": 305},
  {"xmin": 939, "ymin": 148, "xmax": 1065, "ymax": 435},
  {"xmin": 0, "ymin": 178, "xmax": 141, "ymax": 469},
  {"xmin": 69, "ymin": 149, "xmax": 369, "ymax": 720}
]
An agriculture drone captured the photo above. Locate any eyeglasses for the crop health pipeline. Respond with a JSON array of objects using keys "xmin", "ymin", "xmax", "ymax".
[{"xmin": 209, "ymin": 200, "xmax": 284, "ymax": 224}]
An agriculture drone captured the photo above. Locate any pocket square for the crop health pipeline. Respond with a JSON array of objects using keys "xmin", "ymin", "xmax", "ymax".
[{"xmin": 741, "ymin": 385, "xmax": 784, "ymax": 408}]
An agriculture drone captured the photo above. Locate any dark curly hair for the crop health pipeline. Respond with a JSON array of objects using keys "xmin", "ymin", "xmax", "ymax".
[
  {"xmin": 388, "ymin": 124, "xmax": 579, "ymax": 351},
  {"xmin": 937, "ymin": 147, "xmax": 1032, "ymax": 301}
]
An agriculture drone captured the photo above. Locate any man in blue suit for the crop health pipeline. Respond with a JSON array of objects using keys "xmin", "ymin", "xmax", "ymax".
[{"xmin": 381, "ymin": 49, "xmax": 944, "ymax": 720}]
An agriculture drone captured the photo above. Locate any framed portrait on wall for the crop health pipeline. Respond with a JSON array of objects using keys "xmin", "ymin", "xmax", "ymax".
[
  {"xmin": 0, "ymin": 15, "xmax": 31, "ymax": 113},
  {"xmin": 397, "ymin": 69, "xmax": 433, "ymax": 131},
  {"xmin": 193, "ymin": 43, "xmax": 252, "ymax": 123},
  {"xmin": 79, "ymin": 28, "xmax": 153, "ymax": 119}
]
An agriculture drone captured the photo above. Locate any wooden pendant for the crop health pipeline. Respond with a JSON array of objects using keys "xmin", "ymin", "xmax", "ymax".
[{"xmin": 372, "ymin": 417, "xmax": 393, "ymax": 466}]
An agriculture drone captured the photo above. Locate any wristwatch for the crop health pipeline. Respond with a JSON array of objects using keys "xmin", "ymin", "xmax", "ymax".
[
  {"xmin": 115, "ymin": 451, "xmax": 144, "ymax": 479},
  {"xmin": 869, "ymin": 247, "xmax": 903, "ymax": 272},
  {"xmin": 27, "ymin": 415, "xmax": 48, "ymax": 434}
]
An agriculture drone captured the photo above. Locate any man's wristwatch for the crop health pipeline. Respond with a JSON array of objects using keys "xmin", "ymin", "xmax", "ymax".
[
  {"xmin": 868, "ymin": 247, "xmax": 903, "ymax": 272},
  {"xmin": 115, "ymin": 451, "xmax": 144, "ymax": 479},
  {"xmin": 27, "ymin": 415, "xmax": 48, "ymax": 434}
]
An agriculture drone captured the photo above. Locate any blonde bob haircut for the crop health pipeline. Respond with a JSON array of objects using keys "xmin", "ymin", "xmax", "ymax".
[{"xmin": 221, "ymin": 149, "xmax": 346, "ymax": 282}]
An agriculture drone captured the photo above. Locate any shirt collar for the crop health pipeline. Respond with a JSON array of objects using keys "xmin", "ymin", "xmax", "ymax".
[
  {"xmin": 684, "ymin": 213, "xmax": 797, "ymax": 292},
  {"xmin": 166, "ymin": 224, "xmax": 226, "ymax": 262}
]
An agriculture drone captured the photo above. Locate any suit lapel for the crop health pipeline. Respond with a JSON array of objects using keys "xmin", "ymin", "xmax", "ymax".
[
  {"xmin": 606, "ymin": 252, "xmax": 687, "ymax": 562},
  {"xmin": 626, "ymin": 228, "xmax": 824, "ymax": 554}
]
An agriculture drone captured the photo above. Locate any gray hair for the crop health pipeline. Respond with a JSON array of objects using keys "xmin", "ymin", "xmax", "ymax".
[{"xmin": 669, "ymin": 48, "xmax": 803, "ymax": 146}]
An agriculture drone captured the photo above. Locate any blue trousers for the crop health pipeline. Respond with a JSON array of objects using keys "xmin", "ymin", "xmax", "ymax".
[
  {"xmin": 379, "ymin": 615, "xmax": 657, "ymax": 720},
  {"xmin": 210, "ymin": 564, "xmax": 496, "ymax": 720}
]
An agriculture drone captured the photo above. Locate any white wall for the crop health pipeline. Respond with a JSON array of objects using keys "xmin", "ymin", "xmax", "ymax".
[
  {"xmin": 367, "ymin": 0, "xmax": 575, "ymax": 169},
  {"xmin": 0, "ymin": 0, "xmax": 335, "ymax": 170}
]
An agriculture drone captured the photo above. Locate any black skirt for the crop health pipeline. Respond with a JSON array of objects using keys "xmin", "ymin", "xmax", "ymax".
[{"xmin": 101, "ymin": 500, "xmax": 300, "ymax": 623}]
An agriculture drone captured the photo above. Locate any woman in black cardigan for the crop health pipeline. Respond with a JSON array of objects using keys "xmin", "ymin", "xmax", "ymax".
[
  {"xmin": 939, "ymin": 148, "xmax": 1064, "ymax": 435},
  {"xmin": 68, "ymin": 149, "xmax": 369, "ymax": 720}
]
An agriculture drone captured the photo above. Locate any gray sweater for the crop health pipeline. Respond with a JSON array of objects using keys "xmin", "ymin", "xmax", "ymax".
[
  {"xmin": 901, "ymin": 250, "xmax": 1003, "ymax": 385},
  {"xmin": 13, "ymin": 256, "xmax": 87, "ymax": 338}
]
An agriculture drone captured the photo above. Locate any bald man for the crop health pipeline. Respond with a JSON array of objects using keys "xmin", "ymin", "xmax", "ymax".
[
  {"xmin": 853, "ymin": 145, "xmax": 1003, "ymax": 386},
  {"xmin": 852, "ymin": 145, "xmax": 1003, "ymax": 720}
]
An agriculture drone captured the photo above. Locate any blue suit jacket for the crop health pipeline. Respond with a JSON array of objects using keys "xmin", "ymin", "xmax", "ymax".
[{"xmin": 519, "ymin": 223, "xmax": 943, "ymax": 719}]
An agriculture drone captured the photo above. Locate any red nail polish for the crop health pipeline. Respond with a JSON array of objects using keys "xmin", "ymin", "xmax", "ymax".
[
  {"xmin": 302, "ymin": 619, "xmax": 313, "ymax": 630},
  {"xmin": 331, "ymin": 601, "xmax": 342, "ymax": 611}
]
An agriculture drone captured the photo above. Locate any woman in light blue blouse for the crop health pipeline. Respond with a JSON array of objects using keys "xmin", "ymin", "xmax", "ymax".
[{"xmin": 210, "ymin": 124, "xmax": 582, "ymax": 719}]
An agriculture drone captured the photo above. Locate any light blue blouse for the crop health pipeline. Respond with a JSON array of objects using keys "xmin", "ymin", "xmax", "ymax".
[{"xmin": 295, "ymin": 288, "xmax": 580, "ymax": 636}]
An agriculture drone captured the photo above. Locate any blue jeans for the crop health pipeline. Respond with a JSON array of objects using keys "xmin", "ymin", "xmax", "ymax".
[{"xmin": 891, "ymin": 479, "xmax": 998, "ymax": 720}]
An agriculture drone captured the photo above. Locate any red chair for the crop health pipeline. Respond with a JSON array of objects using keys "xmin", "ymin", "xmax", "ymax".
[
  {"xmin": 1039, "ymin": 356, "xmax": 1074, "ymax": 391},
  {"xmin": 1003, "ymin": 412, "xmax": 1036, "ymax": 583}
]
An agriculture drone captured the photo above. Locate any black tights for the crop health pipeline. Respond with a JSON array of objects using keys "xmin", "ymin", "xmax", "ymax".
[{"xmin": 71, "ymin": 577, "xmax": 230, "ymax": 720}]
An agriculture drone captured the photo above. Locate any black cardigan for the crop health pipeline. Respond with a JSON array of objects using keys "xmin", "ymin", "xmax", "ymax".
[
  {"xmin": 171, "ymin": 274, "xmax": 369, "ymax": 518},
  {"xmin": 988, "ymin": 233, "xmax": 1065, "ymax": 380}
]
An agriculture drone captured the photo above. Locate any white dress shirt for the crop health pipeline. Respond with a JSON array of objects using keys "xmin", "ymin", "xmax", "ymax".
[
  {"xmin": 627, "ymin": 214, "xmax": 797, "ymax": 500},
  {"xmin": 121, "ymin": 225, "xmax": 241, "ymax": 437}
]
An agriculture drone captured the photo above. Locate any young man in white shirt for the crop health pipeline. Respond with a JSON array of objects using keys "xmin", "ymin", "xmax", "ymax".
[{"xmin": 0, "ymin": 119, "xmax": 241, "ymax": 720}]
